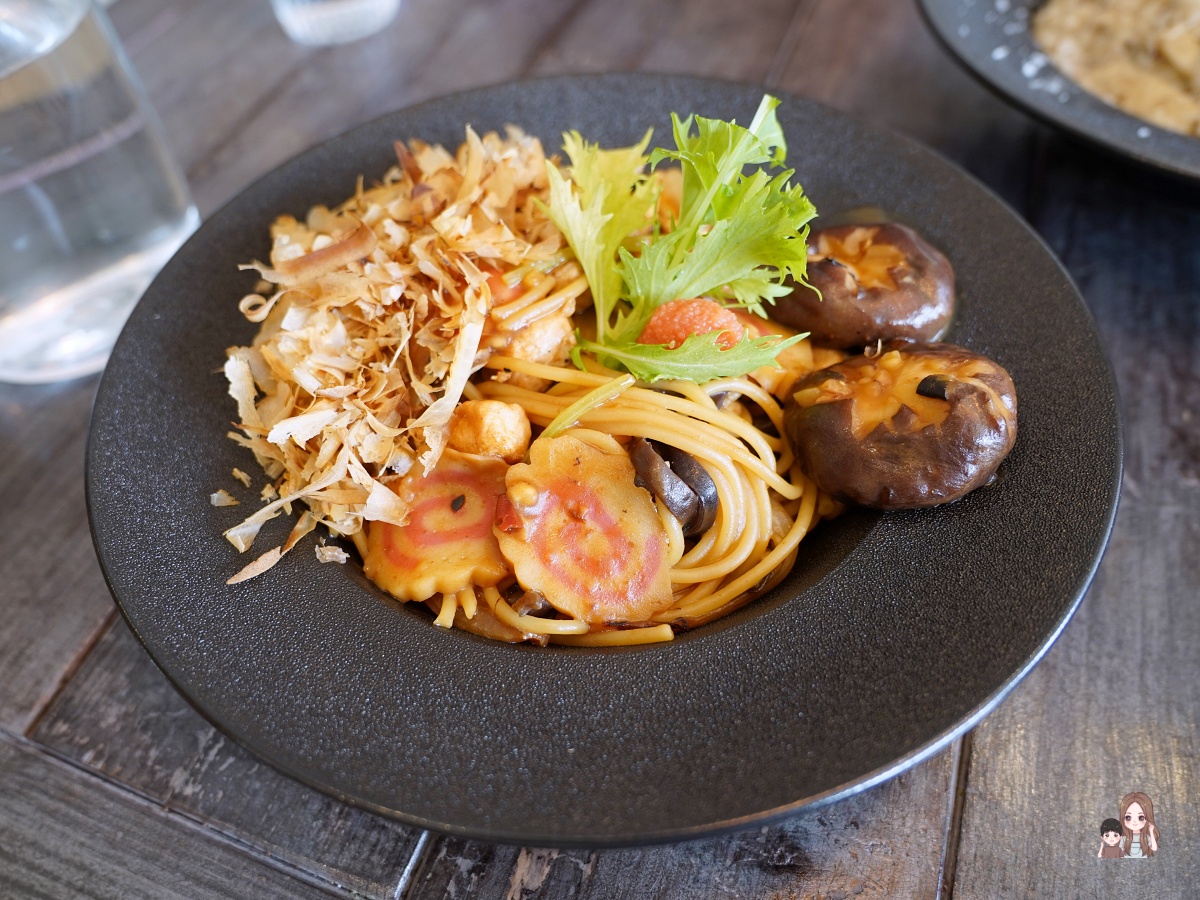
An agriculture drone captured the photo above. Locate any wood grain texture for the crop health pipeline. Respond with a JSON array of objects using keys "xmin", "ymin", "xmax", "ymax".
[
  {"xmin": 408, "ymin": 749, "xmax": 957, "ymax": 899},
  {"xmin": 950, "ymin": 141, "xmax": 1200, "ymax": 896},
  {"xmin": 770, "ymin": 0, "xmax": 1039, "ymax": 210},
  {"xmin": 30, "ymin": 618, "xmax": 422, "ymax": 899},
  {"xmin": 525, "ymin": 0, "xmax": 801, "ymax": 80},
  {"xmin": 106, "ymin": 0, "xmax": 820, "ymax": 218},
  {"xmin": 0, "ymin": 732, "xmax": 340, "ymax": 899},
  {"xmin": 0, "ymin": 380, "xmax": 114, "ymax": 732},
  {"xmin": 110, "ymin": 0, "xmax": 585, "ymax": 217}
]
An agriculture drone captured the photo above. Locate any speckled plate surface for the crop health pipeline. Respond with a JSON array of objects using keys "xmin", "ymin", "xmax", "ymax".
[
  {"xmin": 86, "ymin": 74, "xmax": 1121, "ymax": 847},
  {"xmin": 920, "ymin": 0, "xmax": 1200, "ymax": 181}
]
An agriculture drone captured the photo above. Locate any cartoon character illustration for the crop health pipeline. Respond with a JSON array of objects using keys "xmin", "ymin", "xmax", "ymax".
[
  {"xmin": 1119, "ymin": 791, "xmax": 1160, "ymax": 858},
  {"xmin": 1097, "ymin": 818, "xmax": 1124, "ymax": 858}
]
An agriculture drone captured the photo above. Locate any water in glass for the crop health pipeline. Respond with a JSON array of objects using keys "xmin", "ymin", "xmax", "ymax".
[{"xmin": 0, "ymin": 0, "xmax": 199, "ymax": 383}]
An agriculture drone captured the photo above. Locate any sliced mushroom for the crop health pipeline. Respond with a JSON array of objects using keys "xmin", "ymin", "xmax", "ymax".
[
  {"xmin": 770, "ymin": 223, "xmax": 955, "ymax": 347},
  {"xmin": 783, "ymin": 342, "xmax": 1017, "ymax": 509},
  {"xmin": 511, "ymin": 589, "xmax": 554, "ymax": 617},
  {"xmin": 629, "ymin": 437, "xmax": 719, "ymax": 537},
  {"xmin": 657, "ymin": 443, "xmax": 719, "ymax": 535}
]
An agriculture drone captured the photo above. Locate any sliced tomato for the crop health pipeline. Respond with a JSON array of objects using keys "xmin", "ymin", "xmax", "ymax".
[
  {"xmin": 493, "ymin": 434, "xmax": 673, "ymax": 624},
  {"xmin": 363, "ymin": 450, "xmax": 510, "ymax": 601}
]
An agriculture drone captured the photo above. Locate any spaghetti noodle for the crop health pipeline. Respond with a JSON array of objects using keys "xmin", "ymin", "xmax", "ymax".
[{"xmin": 470, "ymin": 355, "xmax": 838, "ymax": 643}]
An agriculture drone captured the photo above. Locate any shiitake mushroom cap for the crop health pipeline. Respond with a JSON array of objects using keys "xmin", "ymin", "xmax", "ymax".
[
  {"xmin": 784, "ymin": 341, "xmax": 1017, "ymax": 509},
  {"xmin": 771, "ymin": 223, "xmax": 955, "ymax": 348}
]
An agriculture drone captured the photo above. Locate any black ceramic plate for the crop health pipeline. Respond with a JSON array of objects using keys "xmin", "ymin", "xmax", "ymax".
[
  {"xmin": 920, "ymin": 0, "xmax": 1200, "ymax": 181},
  {"xmin": 87, "ymin": 74, "xmax": 1120, "ymax": 847}
]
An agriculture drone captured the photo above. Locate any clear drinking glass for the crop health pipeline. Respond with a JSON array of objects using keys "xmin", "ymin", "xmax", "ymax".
[
  {"xmin": 270, "ymin": 0, "xmax": 402, "ymax": 46},
  {"xmin": 0, "ymin": 0, "xmax": 199, "ymax": 384}
]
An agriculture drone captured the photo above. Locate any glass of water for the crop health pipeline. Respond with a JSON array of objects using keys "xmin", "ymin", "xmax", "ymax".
[
  {"xmin": 270, "ymin": 0, "xmax": 402, "ymax": 47},
  {"xmin": 0, "ymin": 0, "xmax": 199, "ymax": 384}
]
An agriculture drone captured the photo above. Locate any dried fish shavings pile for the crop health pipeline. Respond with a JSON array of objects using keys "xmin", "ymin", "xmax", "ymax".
[{"xmin": 222, "ymin": 126, "xmax": 573, "ymax": 583}]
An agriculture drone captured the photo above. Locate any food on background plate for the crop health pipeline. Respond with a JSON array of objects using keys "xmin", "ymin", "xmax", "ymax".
[
  {"xmin": 219, "ymin": 96, "xmax": 1018, "ymax": 645},
  {"xmin": 1033, "ymin": 0, "xmax": 1200, "ymax": 137}
]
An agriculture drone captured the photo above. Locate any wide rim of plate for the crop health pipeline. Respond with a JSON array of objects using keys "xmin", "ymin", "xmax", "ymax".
[
  {"xmin": 86, "ymin": 73, "xmax": 1122, "ymax": 847},
  {"xmin": 919, "ymin": 0, "xmax": 1200, "ymax": 182}
]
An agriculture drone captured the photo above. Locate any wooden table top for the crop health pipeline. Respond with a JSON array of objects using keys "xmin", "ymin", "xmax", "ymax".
[{"xmin": 2, "ymin": 0, "xmax": 1196, "ymax": 896}]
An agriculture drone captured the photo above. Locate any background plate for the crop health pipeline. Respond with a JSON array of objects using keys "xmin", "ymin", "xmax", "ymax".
[
  {"xmin": 920, "ymin": 0, "xmax": 1200, "ymax": 181},
  {"xmin": 87, "ymin": 73, "xmax": 1121, "ymax": 847}
]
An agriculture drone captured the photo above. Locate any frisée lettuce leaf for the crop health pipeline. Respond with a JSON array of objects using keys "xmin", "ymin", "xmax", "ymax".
[
  {"xmin": 544, "ymin": 129, "xmax": 659, "ymax": 351},
  {"xmin": 583, "ymin": 328, "xmax": 803, "ymax": 382},
  {"xmin": 546, "ymin": 95, "xmax": 816, "ymax": 383}
]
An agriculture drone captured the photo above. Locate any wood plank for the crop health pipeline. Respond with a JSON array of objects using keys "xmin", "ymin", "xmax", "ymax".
[
  {"xmin": 110, "ymin": 0, "xmax": 581, "ymax": 218},
  {"xmin": 0, "ymin": 732, "xmax": 341, "ymax": 899},
  {"xmin": 408, "ymin": 747, "xmax": 957, "ymax": 899},
  {"xmin": 526, "ymin": 0, "xmax": 800, "ymax": 81},
  {"xmin": 0, "ymin": 379, "xmax": 115, "ymax": 732},
  {"xmin": 950, "ymin": 141, "xmax": 1200, "ymax": 894},
  {"xmin": 30, "ymin": 619, "xmax": 421, "ymax": 900},
  {"xmin": 110, "ymin": 0, "xmax": 812, "ymax": 218},
  {"xmin": 771, "ymin": 0, "xmax": 1040, "ymax": 211}
]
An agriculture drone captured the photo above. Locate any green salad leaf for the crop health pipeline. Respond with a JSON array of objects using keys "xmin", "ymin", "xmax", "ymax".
[
  {"xmin": 547, "ymin": 95, "xmax": 816, "ymax": 383},
  {"xmin": 545, "ymin": 129, "xmax": 658, "ymax": 346},
  {"xmin": 574, "ymin": 329, "xmax": 801, "ymax": 383}
]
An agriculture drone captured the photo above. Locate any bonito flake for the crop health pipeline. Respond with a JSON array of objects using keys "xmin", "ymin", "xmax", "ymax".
[{"xmin": 222, "ymin": 126, "xmax": 566, "ymax": 580}]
